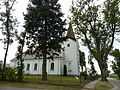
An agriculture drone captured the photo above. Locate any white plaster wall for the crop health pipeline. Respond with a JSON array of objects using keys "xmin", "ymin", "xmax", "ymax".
[
  {"xmin": 63, "ymin": 39, "xmax": 80, "ymax": 76},
  {"xmin": 23, "ymin": 58, "xmax": 63, "ymax": 75},
  {"xmin": 10, "ymin": 39, "xmax": 80, "ymax": 76},
  {"xmin": 23, "ymin": 59, "xmax": 42, "ymax": 74},
  {"xmin": 47, "ymin": 58, "xmax": 63, "ymax": 75}
]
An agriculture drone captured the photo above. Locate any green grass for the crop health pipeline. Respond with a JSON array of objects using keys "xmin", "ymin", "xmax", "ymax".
[
  {"xmin": 0, "ymin": 75, "xmax": 86, "ymax": 90},
  {"xmin": 109, "ymin": 74, "xmax": 120, "ymax": 80},
  {"xmin": 24, "ymin": 75, "xmax": 81, "ymax": 86},
  {"xmin": 95, "ymin": 81, "xmax": 113, "ymax": 90}
]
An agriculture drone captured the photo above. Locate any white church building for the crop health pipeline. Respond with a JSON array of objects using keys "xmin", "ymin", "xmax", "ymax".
[{"xmin": 10, "ymin": 24, "xmax": 80, "ymax": 76}]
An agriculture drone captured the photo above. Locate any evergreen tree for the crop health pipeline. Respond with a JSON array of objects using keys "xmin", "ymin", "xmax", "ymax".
[{"xmin": 24, "ymin": 0, "xmax": 66, "ymax": 80}]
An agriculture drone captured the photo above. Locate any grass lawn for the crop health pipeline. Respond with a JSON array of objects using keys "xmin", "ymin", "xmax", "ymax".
[
  {"xmin": 94, "ymin": 81, "xmax": 113, "ymax": 90},
  {"xmin": 24, "ymin": 75, "xmax": 82, "ymax": 86},
  {"xmin": 0, "ymin": 75, "xmax": 86, "ymax": 90},
  {"xmin": 109, "ymin": 74, "xmax": 120, "ymax": 80}
]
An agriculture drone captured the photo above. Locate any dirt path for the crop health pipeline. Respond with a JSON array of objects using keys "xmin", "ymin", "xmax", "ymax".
[
  {"xmin": 81, "ymin": 80, "xmax": 98, "ymax": 90},
  {"xmin": 109, "ymin": 80, "xmax": 120, "ymax": 90},
  {"xmin": 0, "ymin": 87, "xmax": 35, "ymax": 90}
]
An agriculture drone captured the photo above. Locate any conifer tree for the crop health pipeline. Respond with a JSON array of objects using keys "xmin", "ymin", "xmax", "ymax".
[{"xmin": 24, "ymin": 0, "xmax": 66, "ymax": 80}]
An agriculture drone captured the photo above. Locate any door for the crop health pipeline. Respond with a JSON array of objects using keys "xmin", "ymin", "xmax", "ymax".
[{"xmin": 63, "ymin": 65, "xmax": 67, "ymax": 76}]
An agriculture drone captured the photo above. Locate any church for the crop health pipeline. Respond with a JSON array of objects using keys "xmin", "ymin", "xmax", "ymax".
[{"xmin": 10, "ymin": 24, "xmax": 80, "ymax": 76}]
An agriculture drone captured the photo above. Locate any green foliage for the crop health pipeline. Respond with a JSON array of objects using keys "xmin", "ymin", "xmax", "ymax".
[
  {"xmin": 16, "ymin": 32, "xmax": 26, "ymax": 81},
  {"xmin": 5, "ymin": 67, "xmax": 17, "ymax": 81},
  {"xmin": 111, "ymin": 49, "xmax": 120, "ymax": 79},
  {"xmin": 71, "ymin": 0, "xmax": 120, "ymax": 81},
  {"xmin": 24, "ymin": 0, "xmax": 66, "ymax": 80}
]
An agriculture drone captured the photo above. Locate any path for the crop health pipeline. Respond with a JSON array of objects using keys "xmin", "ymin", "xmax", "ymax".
[
  {"xmin": 0, "ymin": 87, "xmax": 35, "ymax": 90},
  {"xmin": 81, "ymin": 80, "xmax": 98, "ymax": 90},
  {"xmin": 109, "ymin": 79, "xmax": 120, "ymax": 90}
]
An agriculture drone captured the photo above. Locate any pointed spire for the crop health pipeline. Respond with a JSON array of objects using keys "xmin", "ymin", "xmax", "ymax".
[{"xmin": 66, "ymin": 22, "xmax": 76, "ymax": 41}]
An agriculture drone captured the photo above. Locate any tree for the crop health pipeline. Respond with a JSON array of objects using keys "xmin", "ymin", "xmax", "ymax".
[
  {"xmin": 79, "ymin": 50, "xmax": 86, "ymax": 72},
  {"xmin": 16, "ymin": 32, "xmax": 26, "ymax": 81},
  {"xmin": 0, "ymin": 0, "xmax": 17, "ymax": 80},
  {"xmin": 71, "ymin": 0, "xmax": 120, "ymax": 81},
  {"xmin": 24, "ymin": 0, "xmax": 66, "ymax": 80},
  {"xmin": 111, "ymin": 49, "xmax": 120, "ymax": 79},
  {"xmin": 88, "ymin": 54, "xmax": 97, "ymax": 80},
  {"xmin": 79, "ymin": 50, "xmax": 87, "ymax": 80}
]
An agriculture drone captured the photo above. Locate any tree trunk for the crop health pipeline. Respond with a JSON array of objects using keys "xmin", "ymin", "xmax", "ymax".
[
  {"xmin": 98, "ymin": 60, "xmax": 108, "ymax": 81},
  {"xmin": 2, "ymin": 41, "xmax": 9, "ymax": 80},
  {"xmin": 42, "ymin": 52, "xmax": 47, "ymax": 80}
]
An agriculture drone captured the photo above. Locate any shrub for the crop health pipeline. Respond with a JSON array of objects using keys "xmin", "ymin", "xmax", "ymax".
[{"xmin": 5, "ymin": 67, "xmax": 17, "ymax": 81}]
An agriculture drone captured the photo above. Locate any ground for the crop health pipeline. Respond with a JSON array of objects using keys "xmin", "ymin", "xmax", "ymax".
[
  {"xmin": 0, "ymin": 76, "xmax": 119, "ymax": 90},
  {"xmin": 81, "ymin": 80, "xmax": 97, "ymax": 90},
  {"xmin": 0, "ymin": 76, "xmax": 84, "ymax": 90},
  {"xmin": 109, "ymin": 80, "xmax": 120, "ymax": 90},
  {"xmin": 0, "ymin": 87, "xmax": 33, "ymax": 90}
]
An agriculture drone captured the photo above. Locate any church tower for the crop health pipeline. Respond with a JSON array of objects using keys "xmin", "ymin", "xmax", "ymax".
[{"xmin": 63, "ymin": 23, "xmax": 80, "ymax": 76}]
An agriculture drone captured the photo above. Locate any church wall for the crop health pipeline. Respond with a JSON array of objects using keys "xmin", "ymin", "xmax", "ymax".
[
  {"xmin": 23, "ymin": 59, "xmax": 42, "ymax": 75},
  {"xmin": 22, "ymin": 58, "xmax": 63, "ymax": 75},
  {"xmin": 63, "ymin": 39, "xmax": 80, "ymax": 76},
  {"xmin": 47, "ymin": 58, "xmax": 63, "ymax": 75},
  {"xmin": 10, "ymin": 39, "xmax": 80, "ymax": 76}
]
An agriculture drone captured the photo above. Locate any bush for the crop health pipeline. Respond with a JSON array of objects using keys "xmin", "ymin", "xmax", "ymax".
[{"xmin": 5, "ymin": 67, "xmax": 17, "ymax": 81}]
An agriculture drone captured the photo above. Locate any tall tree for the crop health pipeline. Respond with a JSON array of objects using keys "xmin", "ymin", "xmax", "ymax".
[
  {"xmin": 24, "ymin": 0, "xmax": 66, "ymax": 80},
  {"xmin": 16, "ymin": 32, "xmax": 26, "ymax": 81},
  {"xmin": 111, "ymin": 49, "xmax": 120, "ymax": 79},
  {"xmin": 71, "ymin": 0, "xmax": 120, "ymax": 81},
  {"xmin": 0, "ymin": 0, "xmax": 17, "ymax": 80}
]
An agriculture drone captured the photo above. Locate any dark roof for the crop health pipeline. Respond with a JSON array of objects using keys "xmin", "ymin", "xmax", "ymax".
[{"xmin": 66, "ymin": 22, "xmax": 76, "ymax": 41}]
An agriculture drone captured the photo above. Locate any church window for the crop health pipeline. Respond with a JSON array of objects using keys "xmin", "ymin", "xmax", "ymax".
[
  {"xmin": 67, "ymin": 44, "xmax": 70, "ymax": 47},
  {"xmin": 34, "ymin": 63, "xmax": 37, "ymax": 71},
  {"xmin": 51, "ymin": 63, "xmax": 54, "ymax": 71},
  {"xmin": 26, "ymin": 64, "xmax": 30, "ymax": 71}
]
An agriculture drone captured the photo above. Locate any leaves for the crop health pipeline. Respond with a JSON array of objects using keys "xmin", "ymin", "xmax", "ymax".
[
  {"xmin": 24, "ymin": 0, "xmax": 66, "ymax": 57},
  {"xmin": 71, "ymin": 0, "xmax": 120, "ymax": 81}
]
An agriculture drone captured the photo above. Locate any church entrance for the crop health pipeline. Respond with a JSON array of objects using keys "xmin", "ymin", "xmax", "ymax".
[{"xmin": 63, "ymin": 65, "xmax": 67, "ymax": 76}]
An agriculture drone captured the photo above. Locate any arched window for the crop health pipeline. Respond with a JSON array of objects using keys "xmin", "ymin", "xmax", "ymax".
[
  {"xmin": 34, "ymin": 63, "xmax": 37, "ymax": 71},
  {"xmin": 26, "ymin": 64, "xmax": 30, "ymax": 71},
  {"xmin": 67, "ymin": 44, "xmax": 70, "ymax": 47},
  {"xmin": 51, "ymin": 63, "xmax": 54, "ymax": 71}
]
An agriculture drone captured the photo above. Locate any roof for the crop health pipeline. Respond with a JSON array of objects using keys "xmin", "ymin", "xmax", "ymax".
[
  {"xmin": 10, "ymin": 54, "xmax": 63, "ymax": 62},
  {"xmin": 66, "ymin": 22, "xmax": 76, "ymax": 41},
  {"xmin": 10, "ymin": 55, "xmax": 43, "ymax": 62}
]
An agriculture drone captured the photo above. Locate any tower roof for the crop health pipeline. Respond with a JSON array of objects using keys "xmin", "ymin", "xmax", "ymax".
[{"xmin": 66, "ymin": 22, "xmax": 76, "ymax": 41}]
